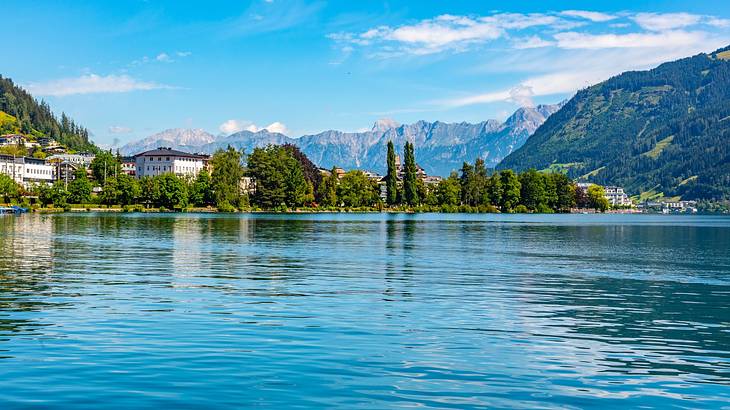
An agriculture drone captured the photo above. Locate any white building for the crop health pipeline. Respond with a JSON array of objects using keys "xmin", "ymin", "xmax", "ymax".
[
  {"xmin": 0, "ymin": 155, "xmax": 54, "ymax": 186},
  {"xmin": 47, "ymin": 153, "xmax": 96, "ymax": 168},
  {"xmin": 604, "ymin": 186, "xmax": 631, "ymax": 207},
  {"xmin": 22, "ymin": 157, "xmax": 54, "ymax": 185},
  {"xmin": 134, "ymin": 147, "xmax": 208, "ymax": 178},
  {"xmin": 576, "ymin": 183, "xmax": 633, "ymax": 207}
]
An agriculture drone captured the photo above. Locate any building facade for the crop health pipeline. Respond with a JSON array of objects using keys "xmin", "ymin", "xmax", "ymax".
[
  {"xmin": 134, "ymin": 147, "xmax": 208, "ymax": 178},
  {"xmin": 604, "ymin": 186, "xmax": 631, "ymax": 207},
  {"xmin": 47, "ymin": 153, "xmax": 96, "ymax": 168},
  {"xmin": 0, "ymin": 155, "xmax": 55, "ymax": 186}
]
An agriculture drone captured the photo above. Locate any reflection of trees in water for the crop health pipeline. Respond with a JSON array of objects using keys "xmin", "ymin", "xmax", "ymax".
[{"xmin": 381, "ymin": 216, "xmax": 416, "ymax": 302}]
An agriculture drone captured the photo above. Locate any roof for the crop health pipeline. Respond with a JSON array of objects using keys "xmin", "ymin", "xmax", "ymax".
[{"xmin": 134, "ymin": 147, "xmax": 208, "ymax": 159}]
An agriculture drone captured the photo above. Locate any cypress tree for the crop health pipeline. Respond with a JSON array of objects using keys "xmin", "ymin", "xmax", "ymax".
[
  {"xmin": 385, "ymin": 141, "xmax": 398, "ymax": 205},
  {"xmin": 403, "ymin": 141, "xmax": 418, "ymax": 205}
]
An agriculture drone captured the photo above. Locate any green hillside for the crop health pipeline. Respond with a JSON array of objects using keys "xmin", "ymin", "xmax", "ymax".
[
  {"xmin": 0, "ymin": 75, "xmax": 95, "ymax": 151},
  {"xmin": 498, "ymin": 46, "xmax": 730, "ymax": 200}
]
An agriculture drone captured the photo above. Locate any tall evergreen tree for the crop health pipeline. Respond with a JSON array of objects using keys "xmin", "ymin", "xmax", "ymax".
[
  {"xmin": 403, "ymin": 141, "xmax": 418, "ymax": 205},
  {"xmin": 385, "ymin": 141, "xmax": 398, "ymax": 205}
]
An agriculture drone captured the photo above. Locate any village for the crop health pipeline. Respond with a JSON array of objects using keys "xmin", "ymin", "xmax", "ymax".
[{"xmin": 0, "ymin": 134, "xmax": 699, "ymax": 213}]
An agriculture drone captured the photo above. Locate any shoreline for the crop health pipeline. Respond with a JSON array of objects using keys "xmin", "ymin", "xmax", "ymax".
[{"xmin": 12, "ymin": 207, "xmax": 712, "ymax": 215}]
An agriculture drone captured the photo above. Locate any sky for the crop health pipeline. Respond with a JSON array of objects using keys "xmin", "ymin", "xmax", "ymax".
[{"xmin": 3, "ymin": 0, "xmax": 730, "ymax": 147}]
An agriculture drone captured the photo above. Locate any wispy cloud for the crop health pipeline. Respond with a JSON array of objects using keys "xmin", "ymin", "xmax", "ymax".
[
  {"xmin": 561, "ymin": 10, "xmax": 616, "ymax": 22},
  {"xmin": 27, "ymin": 74, "xmax": 173, "ymax": 96},
  {"xmin": 335, "ymin": 9, "xmax": 730, "ymax": 111},
  {"xmin": 330, "ymin": 10, "xmax": 729, "ymax": 58},
  {"xmin": 329, "ymin": 13, "xmax": 566, "ymax": 56},
  {"xmin": 108, "ymin": 126, "xmax": 133, "ymax": 134},
  {"xmin": 632, "ymin": 12, "xmax": 702, "ymax": 31},
  {"xmin": 553, "ymin": 30, "xmax": 708, "ymax": 49},
  {"xmin": 221, "ymin": 0, "xmax": 324, "ymax": 37}
]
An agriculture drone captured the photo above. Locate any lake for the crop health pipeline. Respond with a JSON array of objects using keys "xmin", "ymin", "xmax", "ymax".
[{"xmin": 0, "ymin": 213, "xmax": 729, "ymax": 408}]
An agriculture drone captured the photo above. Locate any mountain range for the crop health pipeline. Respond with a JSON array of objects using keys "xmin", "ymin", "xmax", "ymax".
[
  {"xmin": 499, "ymin": 45, "xmax": 730, "ymax": 200},
  {"xmin": 120, "ymin": 104, "xmax": 562, "ymax": 177}
]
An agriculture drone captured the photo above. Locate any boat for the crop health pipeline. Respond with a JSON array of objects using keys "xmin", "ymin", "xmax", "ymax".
[{"xmin": 0, "ymin": 206, "xmax": 28, "ymax": 215}]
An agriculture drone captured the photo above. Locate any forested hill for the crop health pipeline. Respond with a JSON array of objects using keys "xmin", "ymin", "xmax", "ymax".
[
  {"xmin": 0, "ymin": 75, "xmax": 94, "ymax": 151},
  {"xmin": 498, "ymin": 46, "xmax": 730, "ymax": 200}
]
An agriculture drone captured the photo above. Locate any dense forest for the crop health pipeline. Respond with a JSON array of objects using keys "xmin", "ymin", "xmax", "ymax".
[
  {"xmin": 0, "ymin": 75, "xmax": 95, "ymax": 151},
  {"xmin": 499, "ymin": 45, "xmax": 730, "ymax": 200}
]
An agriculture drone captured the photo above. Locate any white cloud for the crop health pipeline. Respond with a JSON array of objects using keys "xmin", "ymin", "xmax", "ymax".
[
  {"xmin": 108, "ymin": 126, "xmax": 133, "ymax": 134},
  {"xmin": 219, "ymin": 119, "xmax": 258, "ymax": 134},
  {"xmin": 26, "ymin": 74, "xmax": 171, "ymax": 96},
  {"xmin": 632, "ymin": 12, "xmax": 702, "ymax": 31},
  {"xmin": 176, "ymin": 51, "xmax": 192, "ymax": 57},
  {"xmin": 514, "ymin": 35, "xmax": 554, "ymax": 49},
  {"xmin": 329, "ymin": 13, "xmax": 567, "ymax": 56},
  {"xmin": 553, "ymin": 30, "xmax": 707, "ymax": 49},
  {"xmin": 156, "ymin": 52, "xmax": 172, "ymax": 62},
  {"xmin": 561, "ymin": 10, "xmax": 616, "ymax": 22},
  {"xmin": 263, "ymin": 121, "xmax": 289, "ymax": 135},
  {"xmin": 219, "ymin": 120, "xmax": 289, "ymax": 135}
]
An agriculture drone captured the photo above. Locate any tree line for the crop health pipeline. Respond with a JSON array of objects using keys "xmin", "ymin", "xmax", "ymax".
[
  {"xmin": 1, "ymin": 141, "xmax": 611, "ymax": 213},
  {"xmin": 0, "ymin": 75, "xmax": 94, "ymax": 151}
]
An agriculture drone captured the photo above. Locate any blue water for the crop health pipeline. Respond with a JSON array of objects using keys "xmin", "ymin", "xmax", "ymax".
[{"xmin": 0, "ymin": 213, "xmax": 729, "ymax": 408}]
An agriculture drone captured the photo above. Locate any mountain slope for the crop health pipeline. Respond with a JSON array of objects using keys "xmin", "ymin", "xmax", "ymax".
[
  {"xmin": 499, "ymin": 46, "xmax": 730, "ymax": 200},
  {"xmin": 0, "ymin": 75, "xmax": 93, "ymax": 150},
  {"xmin": 121, "ymin": 104, "xmax": 561, "ymax": 176}
]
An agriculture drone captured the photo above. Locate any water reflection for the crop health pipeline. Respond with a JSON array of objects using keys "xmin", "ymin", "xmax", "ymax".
[{"xmin": 0, "ymin": 213, "xmax": 728, "ymax": 408}]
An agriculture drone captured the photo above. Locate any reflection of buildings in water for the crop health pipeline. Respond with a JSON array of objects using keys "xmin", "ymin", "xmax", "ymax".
[
  {"xmin": 172, "ymin": 217, "xmax": 204, "ymax": 276},
  {"xmin": 0, "ymin": 215, "xmax": 54, "ymax": 273},
  {"xmin": 0, "ymin": 215, "xmax": 56, "ymax": 340}
]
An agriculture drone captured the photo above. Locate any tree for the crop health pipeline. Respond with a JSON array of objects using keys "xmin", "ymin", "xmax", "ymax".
[
  {"xmin": 285, "ymin": 158, "xmax": 312, "ymax": 207},
  {"xmin": 486, "ymin": 173, "xmax": 503, "ymax": 207},
  {"xmin": 189, "ymin": 169, "xmax": 214, "ymax": 207},
  {"xmin": 99, "ymin": 177, "xmax": 120, "ymax": 205},
  {"xmin": 403, "ymin": 141, "xmax": 418, "ymax": 205},
  {"xmin": 156, "ymin": 173, "xmax": 188, "ymax": 209},
  {"xmin": 499, "ymin": 170, "xmax": 521, "ymax": 211},
  {"xmin": 39, "ymin": 182, "xmax": 69, "ymax": 207},
  {"xmin": 210, "ymin": 147, "xmax": 245, "ymax": 209},
  {"xmin": 474, "ymin": 158, "xmax": 488, "ymax": 205},
  {"xmin": 337, "ymin": 170, "xmax": 379, "ymax": 207},
  {"xmin": 319, "ymin": 167, "xmax": 338, "ymax": 207},
  {"xmin": 283, "ymin": 144, "xmax": 322, "ymax": 196},
  {"xmin": 519, "ymin": 169, "xmax": 547, "ymax": 212},
  {"xmin": 116, "ymin": 173, "xmax": 141, "ymax": 205},
  {"xmin": 0, "ymin": 174, "xmax": 20, "ymax": 203},
  {"xmin": 460, "ymin": 162, "xmax": 475, "ymax": 205},
  {"xmin": 139, "ymin": 176, "xmax": 160, "ymax": 208},
  {"xmin": 587, "ymin": 184, "xmax": 610, "ymax": 212},
  {"xmin": 67, "ymin": 168, "xmax": 92, "ymax": 204},
  {"xmin": 552, "ymin": 173, "xmax": 577, "ymax": 212},
  {"xmin": 436, "ymin": 172, "xmax": 461, "ymax": 205},
  {"xmin": 247, "ymin": 145, "xmax": 308, "ymax": 209},
  {"xmin": 90, "ymin": 150, "xmax": 122, "ymax": 183},
  {"xmin": 385, "ymin": 141, "xmax": 398, "ymax": 206}
]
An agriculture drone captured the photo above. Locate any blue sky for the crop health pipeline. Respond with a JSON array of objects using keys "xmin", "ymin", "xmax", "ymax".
[{"xmin": 4, "ymin": 0, "xmax": 730, "ymax": 147}]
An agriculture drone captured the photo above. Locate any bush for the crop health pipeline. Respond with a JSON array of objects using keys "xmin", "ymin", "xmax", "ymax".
[
  {"xmin": 217, "ymin": 202, "xmax": 237, "ymax": 213},
  {"xmin": 513, "ymin": 205, "xmax": 530, "ymax": 213}
]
